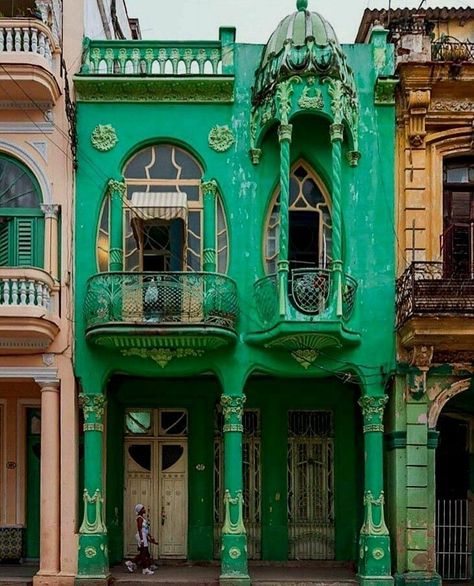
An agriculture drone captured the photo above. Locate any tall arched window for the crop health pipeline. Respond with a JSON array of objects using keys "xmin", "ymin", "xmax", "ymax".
[
  {"xmin": 0, "ymin": 155, "xmax": 44, "ymax": 267},
  {"xmin": 96, "ymin": 145, "xmax": 229, "ymax": 273},
  {"xmin": 264, "ymin": 162, "xmax": 332, "ymax": 273}
]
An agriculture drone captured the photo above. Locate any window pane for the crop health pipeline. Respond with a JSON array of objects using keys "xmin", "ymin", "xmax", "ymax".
[
  {"xmin": 0, "ymin": 158, "xmax": 40, "ymax": 208},
  {"xmin": 125, "ymin": 410, "xmax": 152, "ymax": 435},
  {"xmin": 160, "ymin": 410, "xmax": 187, "ymax": 435}
]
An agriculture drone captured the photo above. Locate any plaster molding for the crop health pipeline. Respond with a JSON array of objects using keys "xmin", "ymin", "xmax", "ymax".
[
  {"xmin": 0, "ymin": 366, "xmax": 59, "ymax": 382},
  {"xmin": 0, "ymin": 101, "xmax": 53, "ymax": 111},
  {"xmin": 27, "ymin": 141, "xmax": 48, "ymax": 162},
  {"xmin": 0, "ymin": 140, "xmax": 52, "ymax": 204},
  {"xmin": 428, "ymin": 378, "xmax": 471, "ymax": 429},
  {"xmin": 407, "ymin": 89, "xmax": 431, "ymax": 147},
  {"xmin": 0, "ymin": 122, "xmax": 54, "ymax": 135}
]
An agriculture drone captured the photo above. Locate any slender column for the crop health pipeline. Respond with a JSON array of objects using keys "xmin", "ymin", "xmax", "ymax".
[
  {"xmin": 358, "ymin": 393, "xmax": 393, "ymax": 585},
  {"xmin": 36, "ymin": 380, "xmax": 60, "ymax": 577},
  {"xmin": 40, "ymin": 204, "xmax": 59, "ymax": 279},
  {"xmin": 77, "ymin": 393, "xmax": 109, "ymax": 581},
  {"xmin": 220, "ymin": 394, "xmax": 250, "ymax": 586},
  {"xmin": 277, "ymin": 123, "xmax": 292, "ymax": 317},
  {"xmin": 107, "ymin": 179, "xmax": 126, "ymax": 272},
  {"xmin": 330, "ymin": 123, "xmax": 344, "ymax": 317},
  {"xmin": 202, "ymin": 179, "xmax": 218, "ymax": 272}
]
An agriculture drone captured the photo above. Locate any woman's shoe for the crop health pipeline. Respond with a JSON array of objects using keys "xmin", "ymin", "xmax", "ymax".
[
  {"xmin": 125, "ymin": 560, "xmax": 135, "ymax": 573},
  {"xmin": 142, "ymin": 568, "xmax": 154, "ymax": 575},
  {"xmin": 149, "ymin": 565, "xmax": 158, "ymax": 571}
]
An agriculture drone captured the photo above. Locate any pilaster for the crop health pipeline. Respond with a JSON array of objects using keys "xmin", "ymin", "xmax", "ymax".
[
  {"xmin": 277, "ymin": 122, "xmax": 292, "ymax": 318},
  {"xmin": 330, "ymin": 123, "xmax": 344, "ymax": 317},
  {"xmin": 220, "ymin": 393, "xmax": 250, "ymax": 586},
  {"xmin": 107, "ymin": 179, "xmax": 126, "ymax": 272},
  {"xmin": 202, "ymin": 179, "xmax": 218, "ymax": 273},
  {"xmin": 40, "ymin": 204, "xmax": 60, "ymax": 281}
]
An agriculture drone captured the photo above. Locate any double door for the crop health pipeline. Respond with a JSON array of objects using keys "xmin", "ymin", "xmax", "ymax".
[{"xmin": 124, "ymin": 439, "xmax": 187, "ymax": 558}]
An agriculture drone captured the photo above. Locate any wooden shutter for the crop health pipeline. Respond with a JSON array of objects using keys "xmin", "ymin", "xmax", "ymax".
[
  {"xmin": 0, "ymin": 221, "xmax": 10, "ymax": 266},
  {"xmin": 12, "ymin": 217, "xmax": 44, "ymax": 268}
]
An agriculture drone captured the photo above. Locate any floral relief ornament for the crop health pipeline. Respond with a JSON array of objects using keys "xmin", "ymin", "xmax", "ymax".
[
  {"xmin": 91, "ymin": 124, "xmax": 118, "ymax": 152},
  {"xmin": 208, "ymin": 125, "xmax": 235, "ymax": 152}
]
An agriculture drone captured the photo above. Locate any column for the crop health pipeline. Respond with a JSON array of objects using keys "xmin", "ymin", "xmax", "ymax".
[
  {"xmin": 40, "ymin": 204, "xmax": 60, "ymax": 280},
  {"xmin": 77, "ymin": 393, "xmax": 109, "ymax": 582},
  {"xmin": 358, "ymin": 392, "xmax": 393, "ymax": 585},
  {"xmin": 107, "ymin": 179, "xmax": 126, "ymax": 272},
  {"xmin": 330, "ymin": 123, "xmax": 344, "ymax": 317},
  {"xmin": 220, "ymin": 394, "xmax": 250, "ymax": 586},
  {"xmin": 36, "ymin": 380, "xmax": 60, "ymax": 578},
  {"xmin": 201, "ymin": 179, "xmax": 218, "ymax": 273},
  {"xmin": 277, "ymin": 123, "xmax": 292, "ymax": 317}
]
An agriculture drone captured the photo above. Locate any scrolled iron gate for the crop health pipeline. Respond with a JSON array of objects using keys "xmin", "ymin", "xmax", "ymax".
[
  {"xmin": 287, "ymin": 410, "xmax": 335, "ymax": 560},
  {"xmin": 436, "ymin": 498, "xmax": 472, "ymax": 580}
]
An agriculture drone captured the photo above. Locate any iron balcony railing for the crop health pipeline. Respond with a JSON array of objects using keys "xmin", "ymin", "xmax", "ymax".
[
  {"xmin": 84, "ymin": 272, "xmax": 239, "ymax": 331},
  {"xmin": 396, "ymin": 261, "xmax": 474, "ymax": 327},
  {"xmin": 80, "ymin": 30, "xmax": 235, "ymax": 76},
  {"xmin": 254, "ymin": 268, "xmax": 357, "ymax": 330},
  {"xmin": 432, "ymin": 36, "xmax": 474, "ymax": 62}
]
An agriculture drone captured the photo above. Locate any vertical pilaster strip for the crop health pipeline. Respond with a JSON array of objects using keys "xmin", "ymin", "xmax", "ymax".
[
  {"xmin": 358, "ymin": 393, "xmax": 393, "ymax": 585},
  {"xmin": 107, "ymin": 179, "xmax": 126, "ymax": 272},
  {"xmin": 277, "ymin": 123, "xmax": 292, "ymax": 317},
  {"xmin": 220, "ymin": 393, "xmax": 250, "ymax": 585},
  {"xmin": 330, "ymin": 123, "xmax": 344, "ymax": 317},
  {"xmin": 40, "ymin": 204, "xmax": 59, "ymax": 280},
  {"xmin": 202, "ymin": 179, "xmax": 218, "ymax": 273},
  {"xmin": 77, "ymin": 393, "xmax": 109, "ymax": 579},
  {"xmin": 36, "ymin": 379, "xmax": 60, "ymax": 576}
]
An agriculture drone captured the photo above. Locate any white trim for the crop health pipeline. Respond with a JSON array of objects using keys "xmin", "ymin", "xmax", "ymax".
[
  {"xmin": 0, "ymin": 140, "xmax": 52, "ymax": 204},
  {"xmin": 0, "ymin": 367, "xmax": 58, "ymax": 384},
  {"xmin": 0, "ymin": 122, "xmax": 54, "ymax": 135}
]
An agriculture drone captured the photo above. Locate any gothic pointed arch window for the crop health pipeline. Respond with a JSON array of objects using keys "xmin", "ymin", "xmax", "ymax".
[
  {"xmin": 0, "ymin": 154, "xmax": 44, "ymax": 267},
  {"xmin": 96, "ymin": 145, "xmax": 229, "ymax": 273},
  {"xmin": 264, "ymin": 162, "xmax": 332, "ymax": 274}
]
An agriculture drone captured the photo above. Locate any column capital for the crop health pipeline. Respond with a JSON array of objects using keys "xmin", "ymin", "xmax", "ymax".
[
  {"xmin": 358, "ymin": 395, "xmax": 388, "ymax": 432},
  {"xmin": 221, "ymin": 394, "xmax": 245, "ymax": 432},
  {"xmin": 79, "ymin": 393, "xmax": 106, "ymax": 431},
  {"xmin": 278, "ymin": 123, "xmax": 293, "ymax": 143},
  {"xmin": 107, "ymin": 178, "xmax": 126, "ymax": 198},
  {"xmin": 36, "ymin": 378, "xmax": 60, "ymax": 391},
  {"xmin": 201, "ymin": 179, "xmax": 218, "ymax": 197},
  {"xmin": 40, "ymin": 203, "xmax": 60, "ymax": 219},
  {"xmin": 330, "ymin": 123, "xmax": 344, "ymax": 142}
]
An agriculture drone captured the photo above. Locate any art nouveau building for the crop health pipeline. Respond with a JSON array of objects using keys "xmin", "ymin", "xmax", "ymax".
[
  {"xmin": 0, "ymin": 1, "xmax": 135, "ymax": 585},
  {"xmin": 357, "ymin": 8, "xmax": 474, "ymax": 586},
  {"xmin": 73, "ymin": 1, "xmax": 397, "ymax": 583}
]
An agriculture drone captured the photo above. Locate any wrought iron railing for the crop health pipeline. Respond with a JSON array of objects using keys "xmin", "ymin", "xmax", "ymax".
[
  {"xmin": 80, "ymin": 31, "xmax": 235, "ymax": 76},
  {"xmin": 254, "ymin": 268, "xmax": 357, "ymax": 329},
  {"xmin": 84, "ymin": 272, "xmax": 239, "ymax": 331},
  {"xmin": 396, "ymin": 261, "xmax": 474, "ymax": 326},
  {"xmin": 432, "ymin": 36, "xmax": 474, "ymax": 62}
]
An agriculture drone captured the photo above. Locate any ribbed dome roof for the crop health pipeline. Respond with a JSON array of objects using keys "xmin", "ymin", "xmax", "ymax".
[{"xmin": 261, "ymin": 2, "xmax": 340, "ymax": 69}]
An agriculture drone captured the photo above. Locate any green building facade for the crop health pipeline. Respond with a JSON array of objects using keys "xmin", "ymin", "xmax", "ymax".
[{"xmin": 73, "ymin": 2, "xmax": 397, "ymax": 584}]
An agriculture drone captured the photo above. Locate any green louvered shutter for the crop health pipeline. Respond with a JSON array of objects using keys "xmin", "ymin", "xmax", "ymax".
[
  {"xmin": 0, "ymin": 221, "xmax": 10, "ymax": 266},
  {"xmin": 13, "ymin": 217, "xmax": 44, "ymax": 267}
]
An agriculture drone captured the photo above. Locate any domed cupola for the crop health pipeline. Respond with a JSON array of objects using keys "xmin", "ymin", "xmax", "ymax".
[{"xmin": 250, "ymin": 0, "xmax": 360, "ymax": 165}]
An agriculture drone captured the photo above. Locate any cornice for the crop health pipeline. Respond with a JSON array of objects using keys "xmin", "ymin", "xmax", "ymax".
[
  {"xmin": 74, "ymin": 76, "xmax": 234, "ymax": 103},
  {"xmin": 0, "ymin": 366, "xmax": 59, "ymax": 383}
]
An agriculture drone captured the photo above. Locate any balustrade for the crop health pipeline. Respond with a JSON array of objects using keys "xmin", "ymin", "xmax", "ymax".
[
  {"xmin": 0, "ymin": 19, "xmax": 55, "ymax": 68},
  {"xmin": 0, "ymin": 270, "xmax": 53, "ymax": 312}
]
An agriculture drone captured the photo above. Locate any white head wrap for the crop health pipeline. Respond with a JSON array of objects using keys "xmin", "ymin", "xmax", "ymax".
[{"xmin": 135, "ymin": 504, "xmax": 145, "ymax": 515}]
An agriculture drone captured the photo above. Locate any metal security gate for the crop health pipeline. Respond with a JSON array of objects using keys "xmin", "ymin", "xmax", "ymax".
[
  {"xmin": 214, "ymin": 410, "xmax": 261, "ymax": 559},
  {"xmin": 436, "ymin": 499, "xmax": 472, "ymax": 580},
  {"xmin": 288, "ymin": 411, "xmax": 334, "ymax": 560}
]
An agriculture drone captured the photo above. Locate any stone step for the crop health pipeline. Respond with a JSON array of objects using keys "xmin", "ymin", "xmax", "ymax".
[{"xmin": 0, "ymin": 580, "xmax": 33, "ymax": 586}]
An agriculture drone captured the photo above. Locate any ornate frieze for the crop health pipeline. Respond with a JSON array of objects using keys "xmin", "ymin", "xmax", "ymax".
[
  {"xmin": 121, "ymin": 347, "xmax": 205, "ymax": 367},
  {"xmin": 360, "ymin": 490, "xmax": 389, "ymax": 536},
  {"xmin": 431, "ymin": 99, "xmax": 474, "ymax": 112},
  {"xmin": 79, "ymin": 488, "xmax": 107, "ymax": 534},
  {"xmin": 208, "ymin": 125, "xmax": 235, "ymax": 152},
  {"xmin": 222, "ymin": 489, "xmax": 246, "ymax": 535},
  {"xmin": 91, "ymin": 124, "xmax": 118, "ymax": 152},
  {"xmin": 358, "ymin": 395, "xmax": 388, "ymax": 433}
]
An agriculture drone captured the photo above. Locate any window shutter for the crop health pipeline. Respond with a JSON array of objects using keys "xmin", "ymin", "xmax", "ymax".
[
  {"xmin": 0, "ymin": 221, "xmax": 10, "ymax": 266},
  {"xmin": 15, "ymin": 217, "xmax": 36, "ymax": 266}
]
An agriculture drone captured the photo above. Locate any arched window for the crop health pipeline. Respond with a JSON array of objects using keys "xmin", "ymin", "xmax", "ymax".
[
  {"xmin": 96, "ymin": 145, "xmax": 229, "ymax": 273},
  {"xmin": 264, "ymin": 162, "xmax": 332, "ymax": 273},
  {"xmin": 443, "ymin": 156, "xmax": 474, "ymax": 278},
  {"xmin": 0, "ymin": 155, "xmax": 44, "ymax": 267}
]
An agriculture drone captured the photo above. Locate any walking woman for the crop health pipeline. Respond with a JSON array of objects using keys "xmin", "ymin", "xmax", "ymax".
[{"xmin": 125, "ymin": 504, "xmax": 158, "ymax": 575}]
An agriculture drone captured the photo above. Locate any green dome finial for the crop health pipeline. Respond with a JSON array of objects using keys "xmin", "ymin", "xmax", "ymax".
[{"xmin": 296, "ymin": 0, "xmax": 308, "ymax": 11}]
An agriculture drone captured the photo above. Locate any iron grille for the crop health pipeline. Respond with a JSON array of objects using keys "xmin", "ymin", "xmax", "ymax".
[
  {"xmin": 436, "ymin": 498, "xmax": 472, "ymax": 580},
  {"xmin": 84, "ymin": 272, "xmax": 238, "ymax": 330},
  {"xmin": 396, "ymin": 262, "xmax": 474, "ymax": 327},
  {"xmin": 288, "ymin": 411, "xmax": 335, "ymax": 560},
  {"xmin": 432, "ymin": 37, "xmax": 474, "ymax": 63}
]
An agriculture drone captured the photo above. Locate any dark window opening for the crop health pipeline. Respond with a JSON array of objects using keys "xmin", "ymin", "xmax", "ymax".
[{"xmin": 289, "ymin": 211, "xmax": 320, "ymax": 270}]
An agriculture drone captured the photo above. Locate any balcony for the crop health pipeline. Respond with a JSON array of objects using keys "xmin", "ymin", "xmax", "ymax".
[
  {"xmin": 245, "ymin": 268, "xmax": 360, "ymax": 359},
  {"xmin": 75, "ymin": 29, "xmax": 235, "ymax": 103},
  {"xmin": 432, "ymin": 36, "xmax": 474, "ymax": 63},
  {"xmin": 84, "ymin": 272, "xmax": 239, "ymax": 352},
  {"xmin": 397, "ymin": 262, "xmax": 474, "ymax": 350},
  {"xmin": 0, "ymin": 18, "xmax": 60, "ymax": 104},
  {"xmin": 0, "ymin": 267, "xmax": 59, "ymax": 354}
]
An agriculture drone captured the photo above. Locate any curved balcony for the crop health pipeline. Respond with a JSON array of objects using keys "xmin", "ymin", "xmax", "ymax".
[
  {"xmin": 246, "ymin": 268, "xmax": 360, "ymax": 359},
  {"xmin": 0, "ymin": 18, "xmax": 60, "ymax": 104},
  {"xmin": 0, "ymin": 267, "xmax": 59, "ymax": 354},
  {"xmin": 84, "ymin": 272, "xmax": 239, "ymax": 352}
]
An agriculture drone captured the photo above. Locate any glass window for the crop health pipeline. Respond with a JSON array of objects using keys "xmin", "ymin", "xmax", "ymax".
[
  {"xmin": 125, "ymin": 410, "xmax": 152, "ymax": 435},
  {"xmin": 159, "ymin": 410, "xmax": 187, "ymax": 435}
]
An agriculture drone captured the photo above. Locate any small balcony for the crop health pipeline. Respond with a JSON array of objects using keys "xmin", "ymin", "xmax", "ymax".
[
  {"xmin": 0, "ymin": 18, "xmax": 60, "ymax": 103},
  {"xmin": 0, "ymin": 267, "xmax": 59, "ymax": 354},
  {"xmin": 397, "ymin": 261, "xmax": 474, "ymax": 350},
  {"xmin": 84, "ymin": 272, "xmax": 239, "ymax": 352},
  {"xmin": 246, "ymin": 268, "xmax": 360, "ymax": 356},
  {"xmin": 432, "ymin": 36, "xmax": 474, "ymax": 63}
]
